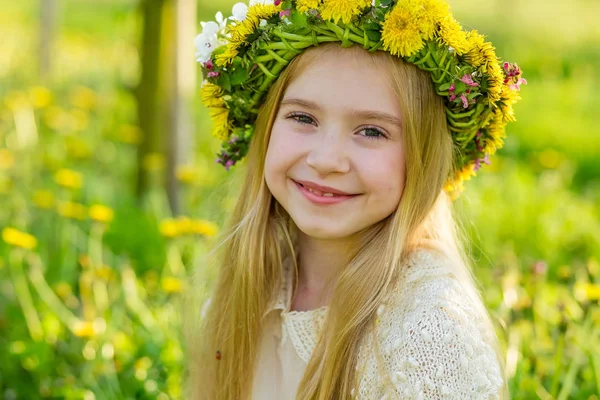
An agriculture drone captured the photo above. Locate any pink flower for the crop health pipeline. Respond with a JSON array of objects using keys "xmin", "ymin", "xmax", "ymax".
[
  {"xmin": 204, "ymin": 59, "xmax": 214, "ymax": 70},
  {"xmin": 473, "ymin": 154, "xmax": 491, "ymax": 172},
  {"xmin": 503, "ymin": 62, "xmax": 527, "ymax": 90},
  {"xmin": 460, "ymin": 74, "xmax": 479, "ymax": 87},
  {"xmin": 224, "ymin": 159, "xmax": 235, "ymax": 171},
  {"xmin": 279, "ymin": 9, "xmax": 291, "ymax": 17},
  {"xmin": 207, "ymin": 71, "xmax": 219, "ymax": 78},
  {"xmin": 274, "ymin": 0, "xmax": 282, "ymax": 5},
  {"xmin": 460, "ymin": 93, "xmax": 469, "ymax": 109}
]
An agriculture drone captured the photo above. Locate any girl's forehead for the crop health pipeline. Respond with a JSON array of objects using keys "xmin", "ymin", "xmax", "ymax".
[{"xmin": 283, "ymin": 55, "xmax": 399, "ymax": 116}]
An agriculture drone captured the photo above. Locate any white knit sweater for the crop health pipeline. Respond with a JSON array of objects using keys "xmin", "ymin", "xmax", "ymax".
[{"xmin": 204, "ymin": 248, "xmax": 505, "ymax": 399}]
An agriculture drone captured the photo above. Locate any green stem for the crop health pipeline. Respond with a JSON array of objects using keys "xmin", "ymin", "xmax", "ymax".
[
  {"xmin": 27, "ymin": 254, "xmax": 80, "ymax": 330},
  {"xmin": 9, "ymin": 250, "xmax": 44, "ymax": 341},
  {"xmin": 121, "ymin": 266, "xmax": 164, "ymax": 341}
]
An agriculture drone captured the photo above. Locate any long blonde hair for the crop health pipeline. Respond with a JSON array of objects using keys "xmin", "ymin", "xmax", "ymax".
[{"xmin": 184, "ymin": 43, "xmax": 508, "ymax": 400}]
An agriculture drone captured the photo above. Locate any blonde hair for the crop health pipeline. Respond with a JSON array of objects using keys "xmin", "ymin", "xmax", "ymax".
[{"xmin": 184, "ymin": 43, "xmax": 508, "ymax": 400}]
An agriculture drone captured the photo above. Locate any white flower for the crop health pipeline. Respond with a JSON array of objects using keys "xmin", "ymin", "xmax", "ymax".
[
  {"xmin": 201, "ymin": 21, "xmax": 219, "ymax": 37},
  {"xmin": 194, "ymin": 33, "xmax": 217, "ymax": 63},
  {"xmin": 231, "ymin": 2, "xmax": 248, "ymax": 21}
]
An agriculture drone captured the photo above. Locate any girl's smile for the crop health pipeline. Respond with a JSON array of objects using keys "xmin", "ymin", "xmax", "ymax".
[{"xmin": 292, "ymin": 179, "xmax": 361, "ymax": 205}]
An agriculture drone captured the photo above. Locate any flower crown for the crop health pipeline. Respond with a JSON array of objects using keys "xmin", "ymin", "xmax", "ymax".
[{"xmin": 195, "ymin": 0, "xmax": 526, "ymax": 199}]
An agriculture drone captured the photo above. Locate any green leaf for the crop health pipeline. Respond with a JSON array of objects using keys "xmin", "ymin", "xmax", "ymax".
[
  {"xmin": 231, "ymin": 67, "xmax": 250, "ymax": 86},
  {"xmin": 281, "ymin": 0, "xmax": 292, "ymax": 10},
  {"xmin": 217, "ymin": 73, "xmax": 231, "ymax": 92},
  {"xmin": 290, "ymin": 10, "xmax": 308, "ymax": 28},
  {"xmin": 380, "ymin": 0, "xmax": 394, "ymax": 6},
  {"xmin": 454, "ymin": 81, "xmax": 467, "ymax": 93},
  {"xmin": 438, "ymin": 82, "xmax": 452, "ymax": 91},
  {"xmin": 365, "ymin": 30, "xmax": 381, "ymax": 42}
]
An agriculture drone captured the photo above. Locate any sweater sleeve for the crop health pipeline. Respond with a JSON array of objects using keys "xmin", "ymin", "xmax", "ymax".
[{"xmin": 384, "ymin": 277, "xmax": 504, "ymax": 400}]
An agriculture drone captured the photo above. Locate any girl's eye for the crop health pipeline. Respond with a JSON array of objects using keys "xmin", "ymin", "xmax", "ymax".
[
  {"xmin": 287, "ymin": 112, "xmax": 316, "ymax": 126},
  {"xmin": 359, "ymin": 127, "xmax": 388, "ymax": 140},
  {"xmin": 286, "ymin": 113, "xmax": 388, "ymax": 140}
]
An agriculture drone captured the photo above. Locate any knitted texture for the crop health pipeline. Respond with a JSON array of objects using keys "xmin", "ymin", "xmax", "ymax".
[{"xmin": 272, "ymin": 249, "xmax": 503, "ymax": 399}]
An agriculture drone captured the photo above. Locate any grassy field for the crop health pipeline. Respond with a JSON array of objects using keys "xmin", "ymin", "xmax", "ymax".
[{"xmin": 0, "ymin": 0, "xmax": 599, "ymax": 398}]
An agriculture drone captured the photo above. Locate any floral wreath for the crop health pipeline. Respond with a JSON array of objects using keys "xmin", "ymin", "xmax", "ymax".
[{"xmin": 194, "ymin": 0, "xmax": 526, "ymax": 199}]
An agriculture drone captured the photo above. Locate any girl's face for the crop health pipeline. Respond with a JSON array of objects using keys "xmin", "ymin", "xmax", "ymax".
[{"xmin": 264, "ymin": 49, "xmax": 406, "ymax": 239}]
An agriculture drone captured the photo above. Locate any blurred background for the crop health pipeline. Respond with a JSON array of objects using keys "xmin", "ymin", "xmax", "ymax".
[{"xmin": 0, "ymin": 0, "xmax": 598, "ymax": 399}]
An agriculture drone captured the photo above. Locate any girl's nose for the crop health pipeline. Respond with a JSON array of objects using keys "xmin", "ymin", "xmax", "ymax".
[{"xmin": 305, "ymin": 131, "xmax": 350, "ymax": 175}]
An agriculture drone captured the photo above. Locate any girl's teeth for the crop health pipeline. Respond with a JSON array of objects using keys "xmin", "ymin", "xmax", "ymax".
[{"xmin": 307, "ymin": 187, "xmax": 334, "ymax": 197}]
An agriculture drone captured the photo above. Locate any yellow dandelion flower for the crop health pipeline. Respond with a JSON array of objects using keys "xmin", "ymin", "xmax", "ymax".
[
  {"xmin": 161, "ymin": 276, "xmax": 186, "ymax": 294},
  {"xmin": 57, "ymin": 201, "xmax": 87, "ymax": 220},
  {"xmin": 438, "ymin": 15, "xmax": 470, "ymax": 55},
  {"xmin": 54, "ymin": 168, "xmax": 83, "ymax": 190},
  {"xmin": 418, "ymin": 0, "xmax": 450, "ymax": 40},
  {"xmin": 209, "ymin": 106, "xmax": 231, "ymax": 140},
  {"xmin": 319, "ymin": 0, "xmax": 371, "ymax": 24},
  {"xmin": 200, "ymin": 83, "xmax": 225, "ymax": 109},
  {"xmin": 177, "ymin": 216, "xmax": 194, "ymax": 235},
  {"xmin": 483, "ymin": 111, "xmax": 507, "ymax": 155},
  {"xmin": 69, "ymin": 86, "xmax": 96, "ymax": 111},
  {"xmin": 54, "ymin": 282, "xmax": 72, "ymax": 299},
  {"xmin": 118, "ymin": 125, "xmax": 142, "ymax": 145},
  {"xmin": 33, "ymin": 190, "xmax": 55, "ymax": 209},
  {"xmin": 465, "ymin": 30, "xmax": 486, "ymax": 67},
  {"xmin": 95, "ymin": 265, "xmax": 116, "ymax": 281},
  {"xmin": 497, "ymin": 87, "xmax": 520, "ymax": 123},
  {"xmin": 2, "ymin": 227, "xmax": 38, "ymax": 250},
  {"xmin": 297, "ymin": 0, "xmax": 320, "ymax": 13},
  {"xmin": 214, "ymin": 44, "xmax": 239, "ymax": 68},
  {"xmin": 175, "ymin": 165, "xmax": 199, "ymax": 184},
  {"xmin": 89, "ymin": 204, "xmax": 114, "ymax": 223},
  {"xmin": 28, "ymin": 86, "xmax": 53, "ymax": 109},
  {"xmin": 160, "ymin": 219, "xmax": 179, "ymax": 238},
  {"xmin": 443, "ymin": 178, "xmax": 465, "ymax": 201},
  {"xmin": 486, "ymin": 61, "xmax": 504, "ymax": 103},
  {"xmin": 0, "ymin": 149, "xmax": 15, "ymax": 170},
  {"xmin": 73, "ymin": 320, "xmax": 96, "ymax": 338},
  {"xmin": 381, "ymin": 2, "xmax": 426, "ymax": 58},
  {"xmin": 192, "ymin": 220, "xmax": 219, "ymax": 237},
  {"xmin": 226, "ymin": 4, "xmax": 281, "ymax": 51}
]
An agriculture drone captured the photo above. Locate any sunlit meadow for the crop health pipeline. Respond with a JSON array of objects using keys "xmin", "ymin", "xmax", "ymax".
[{"xmin": 0, "ymin": 0, "xmax": 599, "ymax": 399}]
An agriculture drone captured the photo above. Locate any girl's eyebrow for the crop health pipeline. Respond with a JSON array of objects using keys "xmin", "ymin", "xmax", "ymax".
[{"xmin": 280, "ymin": 97, "xmax": 402, "ymax": 127}]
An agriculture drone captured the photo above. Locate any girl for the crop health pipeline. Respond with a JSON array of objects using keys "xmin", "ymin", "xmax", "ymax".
[{"xmin": 186, "ymin": 0, "xmax": 525, "ymax": 399}]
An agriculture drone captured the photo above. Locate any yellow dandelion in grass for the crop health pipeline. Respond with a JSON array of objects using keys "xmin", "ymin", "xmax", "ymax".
[
  {"xmin": 2, "ymin": 227, "xmax": 38, "ymax": 250},
  {"xmin": 95, "ymin": 265, "xmax": 116, "ymax": 281},
  {"xmin": 208, "ymin": 106, "xmax": 231, "ymax": 140},
  {"xmin": 161, "ymin": 276, "xmax": 186, "ymax": 294},
  {"xmin": 33, "ymin": 190, "xmax": 55, "ymax": 209},
  {"xmin": 118, "ymin": 125, "xmax": 142, "ymax": 145},
  {"xmin": 58, "ymin": 201, "xmax": 87, "ymax": 220},
  {"xmin": 192, "ymin": 220, "xmax": 219, "ymax": 237},
  {"xmin": 54, "ymin": 168, "xmax": 83, "ymax": 190},
  {"xmin": 438, "ymin": 15, "xmax": 470, "ymax": 55},
  {"xmin": 319, "ymin": 0, "xmax": 371, "ymax": 24},
  {"xmin": 297, "ymin": 0, "xmax": 320, "ymax": 13},
  {"xmin": 73, "ymin": 320, "xmax": 96, "ymax": 338},
  {"xmin": 54, "ymin": 282, "xmax": 72, "ymax": 299},
  {"xmin": 69, "ymin": 86, "xmax": 96, "ymax": 111},
  {"xmin": 0, "ymin": 149, "xmax": 15, "ymax": 170},
  {"xmin": 89, "ymin": 204, "xmax": 114, "ymax": 223},
  {"xmin": 175, "ymin": 165, "xmax": 200, "ymax": 184},
  {"xmin": 28, "ymin": 86, "xmax": 53, "ymax": 109},
  {"xmin": 177, "ymin": 216, "xmax": 194, "ymax": 235},
  {"xmin": 160, "ymin": 218, "xmax": 180, "ymax": 238},
  {"xmin": 381, "ymin": 1, "xmax": 426, "ymax": 58}
]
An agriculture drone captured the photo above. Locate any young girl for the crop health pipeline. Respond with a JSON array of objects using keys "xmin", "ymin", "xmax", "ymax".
[{"xmin": 186, "ymin": 0, "xmax": 525, "ymax": 399}]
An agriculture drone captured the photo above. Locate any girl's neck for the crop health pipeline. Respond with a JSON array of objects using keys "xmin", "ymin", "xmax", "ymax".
[{"xmin": 290, "ymin": 232, "xmax": 360, "ymax": 312}]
